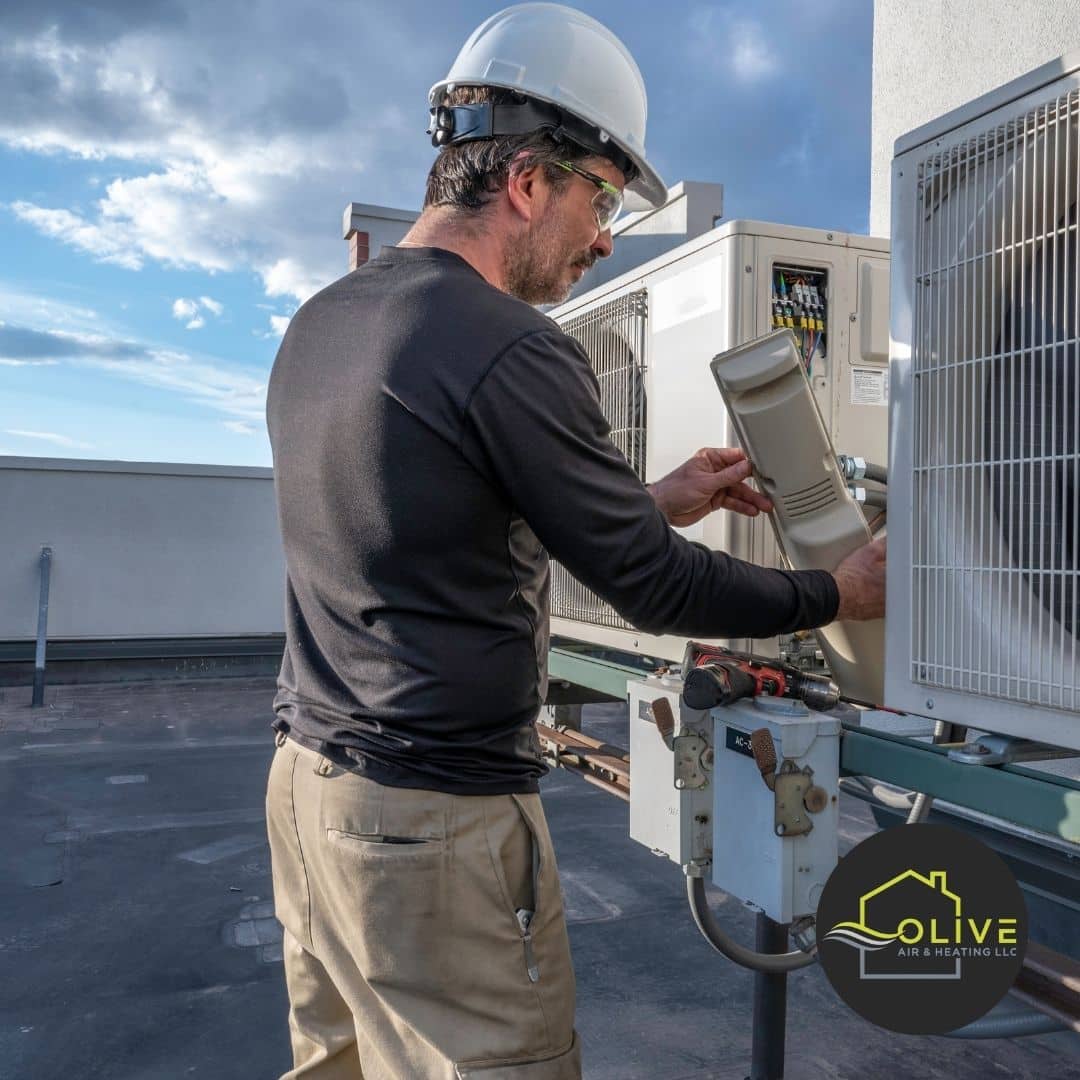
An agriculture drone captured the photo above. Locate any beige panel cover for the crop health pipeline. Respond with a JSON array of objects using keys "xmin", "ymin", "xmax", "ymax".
[{"xmin": 710, "ymin": 329, "xmax": 885, "ymax": 704}]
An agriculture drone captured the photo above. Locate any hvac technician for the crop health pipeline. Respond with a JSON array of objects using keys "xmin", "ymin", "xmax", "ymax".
[{"xmin": 264, "ymin": 4, "xmax": 886, "ymax": 1078}]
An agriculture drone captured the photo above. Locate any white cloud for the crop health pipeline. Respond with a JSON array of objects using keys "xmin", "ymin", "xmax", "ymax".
[
  {"xmin": 10, "ymin": 201, "xmax": 144, "ymax": 269},
  {"xmin": 0, "ymin": 291, "xmax": 100, "ymax": 332},
  {"xmin": 0, "ymin": 11, "xmax": 439, "ymax": 303},
  {"xmin": 731, "ymin": 24, "xmax": 779, "ymax": 81},
  {"xmin": 0, "ymin": 321, "xmax": 268, "ymax": 423},
  {"xmin": 78, "ymin": 349, "xmax": 266, "ymax": 421},
  {"xmin": 6, "ymin": 429, "xmax": 94, "ymax": 449},
  {"xmin": 172, "ymin": 295, "xmax": 223, "ymax": 330},
  {"xmin": 263, "ymin": 258, "xmax": 328, "ymax": 306},
  {"xmin": 224, "ymin": 420, "xmax": 257, "ymax": 435},
  {"xmin": 0, "ymin": 358, "xmax": 60, "ymax": 367},
  {"xmin": 687, "ymin": 8, "xmax": 779, "ymax": 83},
  {"xmin": 269, "ymin": 315, "xmax": 290, "ymax": 337}
]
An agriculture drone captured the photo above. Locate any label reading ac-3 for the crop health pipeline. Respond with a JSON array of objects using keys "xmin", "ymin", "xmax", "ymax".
[{"xmin": 725, "ymin": 727, "xmax": 755, "ymax": 758}]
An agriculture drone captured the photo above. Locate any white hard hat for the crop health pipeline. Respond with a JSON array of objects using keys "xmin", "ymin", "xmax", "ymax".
[{"xmin": 428, "ymin": 3, "xmax": 667, "ymax": 210}]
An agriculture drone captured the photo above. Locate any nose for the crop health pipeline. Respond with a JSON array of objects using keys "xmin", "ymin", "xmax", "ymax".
[{"xmin": 591, "ymin": 226, "xmax": 614, "ymax": 260}]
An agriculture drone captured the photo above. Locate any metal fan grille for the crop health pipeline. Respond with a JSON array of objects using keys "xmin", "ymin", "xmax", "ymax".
[
  {"xmin": 910, "ymin": 87, "xmax": 1079, "ymax": 709},
  {"xmin": 550, "ymin": 290, "xmax": 648, "ymax": 630}
]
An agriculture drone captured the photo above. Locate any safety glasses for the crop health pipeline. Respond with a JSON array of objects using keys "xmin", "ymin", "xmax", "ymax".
[{"xmin": 554, "ymin": 160, "xmax": 623, "ymax": 233}]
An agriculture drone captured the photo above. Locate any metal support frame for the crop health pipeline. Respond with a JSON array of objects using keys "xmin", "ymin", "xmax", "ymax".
[
  {"xmin": 547, "ymin": 643, "xmax": 1080, "ymax": 845},
  {"xmin": 31, "ymin": 546, "xmax": 52, "ymax": 707},
  {"xmin": 548, "ymin": 641, "xmax": 657, "ymax": 702},
  {"xmin": 750, "ymin": 914, "xmax": 789, "ymax": 1080},
  {"xmin": 840, "ymin": 723, "xmax": 1080, "ymax": 845}
]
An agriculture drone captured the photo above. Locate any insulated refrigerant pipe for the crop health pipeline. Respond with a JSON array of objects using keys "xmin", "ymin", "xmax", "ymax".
[
  {"xmin": 686, "ymin": 876, "xmax": 817, "ymax": 972},
  {"xmin": 838, "ymin": 454, "xmax": 887, "ymax": 485}
]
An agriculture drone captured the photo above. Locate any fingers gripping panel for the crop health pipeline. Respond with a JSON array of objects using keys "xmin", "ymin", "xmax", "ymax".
[{"xmin": 711, "ymin": 330, "xmax": 884, "ymax": 704}]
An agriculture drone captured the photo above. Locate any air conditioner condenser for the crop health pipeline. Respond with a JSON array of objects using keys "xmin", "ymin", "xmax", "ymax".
[{"xmin": 887, "ymin": 53, "xmax": 1080, "ymax": 750}]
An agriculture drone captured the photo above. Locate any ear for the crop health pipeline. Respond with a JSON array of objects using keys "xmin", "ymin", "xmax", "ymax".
[{"xmin": 505, "ymin": 158, "xmax": 547, "ymax": 225}]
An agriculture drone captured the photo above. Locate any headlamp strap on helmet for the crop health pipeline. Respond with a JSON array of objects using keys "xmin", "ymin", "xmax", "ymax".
[
  {"xmin": 426, "ymin": 99, "xmax": 637, "ymax": 182},
  {"xmin": 427, "ymin": 101, "xmax": 556, "ymax": 146}
]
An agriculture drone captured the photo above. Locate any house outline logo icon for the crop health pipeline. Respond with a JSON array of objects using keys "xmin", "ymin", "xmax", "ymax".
[{"xmin": 823, "ymin": 868, "xmax": 963, "ymax": 980}]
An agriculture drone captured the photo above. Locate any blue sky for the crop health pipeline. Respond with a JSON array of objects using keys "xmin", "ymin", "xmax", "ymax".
[{"xmin": 0, "ymin": 0, "xmax": 874, "ymax": 466}]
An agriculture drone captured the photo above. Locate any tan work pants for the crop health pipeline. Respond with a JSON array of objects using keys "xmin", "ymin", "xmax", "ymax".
[{"xmin": 265, "ymin": 735, "xmax": 580, "ymax": 1079}]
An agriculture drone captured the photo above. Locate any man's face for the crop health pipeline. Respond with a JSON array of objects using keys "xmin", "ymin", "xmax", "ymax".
[{"xmin": 503, "ymin": 157, "xmax": 623, "ymax": 306}]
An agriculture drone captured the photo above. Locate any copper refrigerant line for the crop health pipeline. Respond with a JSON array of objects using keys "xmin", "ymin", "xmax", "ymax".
[{"xmin": 535, "ymin": 721, "xmax": 630, "ymax": 801}]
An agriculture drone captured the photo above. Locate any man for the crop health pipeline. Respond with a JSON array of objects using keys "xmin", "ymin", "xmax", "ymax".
[{"xmin": 265, "ymin": 5, "xmax": 886, "ymax": 1078}]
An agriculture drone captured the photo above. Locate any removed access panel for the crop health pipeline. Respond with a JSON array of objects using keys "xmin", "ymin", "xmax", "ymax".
[{"xmin": 711, "ymin": 329, "xmax": 884, "ymax": 704}]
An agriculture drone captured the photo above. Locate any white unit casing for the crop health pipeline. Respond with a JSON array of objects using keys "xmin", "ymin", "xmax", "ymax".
[
  {"xmin": 887, "ymin": 53, "xmax": 1080, "ymax": 750},
  {"xmin": 548, "ymin": 220, "xmax": 890, "ymax": 663},
  {"xmin": 711, "ymin": 698, "xmax": 840, "ymax": 923},
  {"xmin": 627, "ymin": 675, "xmax": 712, "ymax": 868}
]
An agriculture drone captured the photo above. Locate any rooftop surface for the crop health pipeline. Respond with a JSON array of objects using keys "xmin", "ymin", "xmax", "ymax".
[{"xmin": 1, "ymin": 676, "xmax": 1078, "ymax": 1080}]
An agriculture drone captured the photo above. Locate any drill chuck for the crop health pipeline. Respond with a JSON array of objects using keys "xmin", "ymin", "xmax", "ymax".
[{"xmin": 787, "ymin": 672, "xmax": 840, "ymax": 712}]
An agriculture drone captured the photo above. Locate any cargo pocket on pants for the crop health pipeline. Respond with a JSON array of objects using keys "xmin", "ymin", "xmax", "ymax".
[{"xmin": 455, "ymin": 1031, "xmax": 581, "ymax": 1079}]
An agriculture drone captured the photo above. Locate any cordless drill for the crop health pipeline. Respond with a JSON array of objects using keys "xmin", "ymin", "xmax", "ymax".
[{"xmin": 679, "ymin": 641, "xmax": 840, "ymax": 713}]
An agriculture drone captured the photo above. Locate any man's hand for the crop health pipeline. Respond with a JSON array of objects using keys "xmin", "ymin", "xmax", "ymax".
[
  {"xmin": 833, "ymin": 537, "xmax": 887, "ymax": 622},
  {"xmin": 647, "ymin": 447, "xmax": 773, "ymax": 528}
]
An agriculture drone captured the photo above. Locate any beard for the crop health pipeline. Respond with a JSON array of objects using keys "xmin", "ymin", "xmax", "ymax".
[{"xmin": 503, "ymin": 205, "xmax": 595, "ymax": 305}]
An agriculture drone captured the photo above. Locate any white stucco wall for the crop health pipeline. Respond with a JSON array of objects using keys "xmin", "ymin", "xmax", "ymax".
[
  {"xmin": 871, "ymin": 0, "xmax": 1080, "ymax": 235},
  {"xmin": 0, "ymin": 458, "xmax": 285, "ymax": 640}
]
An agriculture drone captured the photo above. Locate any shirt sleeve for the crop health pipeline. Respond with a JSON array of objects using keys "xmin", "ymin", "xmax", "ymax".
[{"xmin": 461, "ymin": 328, "xmax": 839, "ymax": 638}]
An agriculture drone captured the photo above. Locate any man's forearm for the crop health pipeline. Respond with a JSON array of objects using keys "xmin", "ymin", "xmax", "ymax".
[{"xmin": 646, "ymin": 481, "xmax": 672, "ymax": 524}]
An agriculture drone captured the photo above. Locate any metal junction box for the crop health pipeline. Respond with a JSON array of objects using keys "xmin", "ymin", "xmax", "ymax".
[
  {"xmin": 712, "ymin": 698, "xmax": 840, "ymax": 923},
  {"xmin": 628, "ymin": 675, "xmax": 712, "ymax": 868},
  {"xmin": 628, "ymin": 674, "xmax": 841, "ymax": 925}
]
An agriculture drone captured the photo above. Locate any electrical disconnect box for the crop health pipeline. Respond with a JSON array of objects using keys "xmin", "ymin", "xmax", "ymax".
[
  {"xmin": 711, "ymin": 697, "xmax": 840, "ymax": 923},
  {"xmin": 627, "ymin": 673, "xmax": 841, "ymax": 923},
  {"xmin": 628, "ymin": 675, "xmax": 712, "ymax": 867}
]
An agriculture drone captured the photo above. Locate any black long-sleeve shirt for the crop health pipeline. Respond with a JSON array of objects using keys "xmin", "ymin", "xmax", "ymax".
[{"xmin": 266, "ymin": 245, "xmax": 838, "ymax": 794}]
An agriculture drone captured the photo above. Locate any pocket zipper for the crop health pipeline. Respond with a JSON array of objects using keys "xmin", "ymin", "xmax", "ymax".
[
  {"xmin": 515, "ymin": 907, "xmax": 540, "ymax": 983},
  {"xmin": 511, "ymin": 797, "xmax": 543, "ymax": 984}
]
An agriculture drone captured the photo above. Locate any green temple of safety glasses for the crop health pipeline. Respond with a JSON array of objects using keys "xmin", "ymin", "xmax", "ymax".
[{"xmin": 554, "ymin": 161, "xmax": 623, "ymax": 232}]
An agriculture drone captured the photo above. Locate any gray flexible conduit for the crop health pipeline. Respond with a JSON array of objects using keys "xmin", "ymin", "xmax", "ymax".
[
  {"xmin": 844, "ymin": 775, "xmax": 915, "ymax": 810},
  {"xmin": 687, "ymin": 875, "xmax": 817, "ymax": 972},
  {"xmin": 863, "ymin": 462, "xmax": 888, "ymax": 485},
  {"xmin": 941, "ymin": 1003, "xmax": 1068, "ymax": 1039}
]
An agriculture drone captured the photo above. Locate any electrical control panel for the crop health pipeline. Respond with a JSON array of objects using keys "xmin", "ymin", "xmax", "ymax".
[{"xmin": 771, "ymin": 264, "xmax": 828, "ymax": 377}]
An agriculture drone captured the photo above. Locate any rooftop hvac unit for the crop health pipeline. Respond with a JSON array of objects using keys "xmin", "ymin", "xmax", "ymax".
[
  {"xmin": 548, "ymin": 220, "xmax": 890, "ymax": 662},
  {"xmin": 887, "ymin": 54, "xmax": 1080, "ymax": 750}
]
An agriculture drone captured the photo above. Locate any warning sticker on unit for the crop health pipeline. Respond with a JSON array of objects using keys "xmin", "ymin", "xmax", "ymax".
[{"xmin": 851, "ymin": 366, "xmax": 889, "ymax": 406}]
